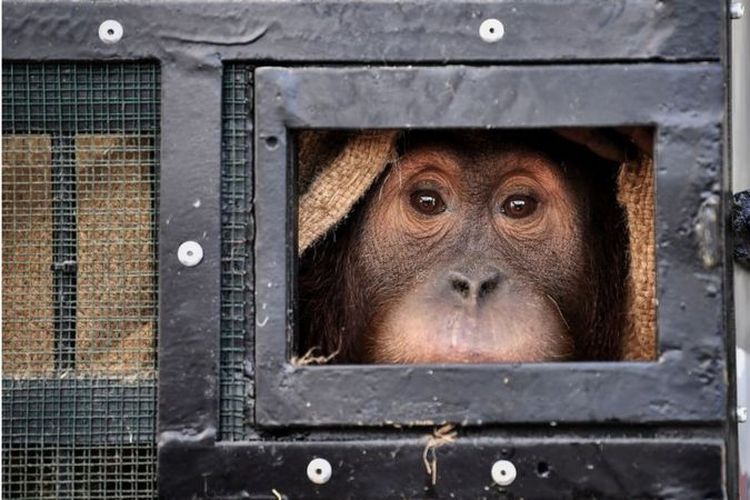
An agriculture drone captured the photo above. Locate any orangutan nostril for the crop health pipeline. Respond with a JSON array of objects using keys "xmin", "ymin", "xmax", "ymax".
[
  {"xmin": 478, "ymin": 274, "xmax": 500, "ymax": 298},
  {"xmin": 450, "ymin": 277, "xmax": 471, "ymax": 298}
]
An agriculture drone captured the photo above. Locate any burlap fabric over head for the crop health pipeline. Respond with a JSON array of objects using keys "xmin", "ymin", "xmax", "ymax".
[{"xmin": 297, "ymin": 130, "xmax": 656, "ymax": 360}]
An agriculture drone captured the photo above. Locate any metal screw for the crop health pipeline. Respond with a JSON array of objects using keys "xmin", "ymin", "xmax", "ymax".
[
  {"xmin": 98, "ymin": 20, "xmax": 124, "ymax": 44},
  {"xmin": 306, "ymin": 458, "xmax": 332, "ymax": 485},
  {"xmin": 491, "ymin": 459, "xmax": 517, "ymax": 486},
  {"xmin": 738, "ymin": 406, "xmax": 748, "ymax": 423},
  {"xmin": 731, "ymin": 2, "xmax": 745, "ymax": 19},
  {"xmin": 177, "ymin": 241, "xmax": 203, "ymax": 267},
  {"xmin": 479, "ymin": 18, "xmax": 505, "ymax": 43}
]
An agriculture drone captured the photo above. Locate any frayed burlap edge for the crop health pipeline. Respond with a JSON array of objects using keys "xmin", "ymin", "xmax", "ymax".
[
  {"xmin": 297, "ymin": 131, "xmax": 399, "ymax": 253},
  {"xmin": 617, "ymin": 155, "xmax": 657, "ymax": 360}
]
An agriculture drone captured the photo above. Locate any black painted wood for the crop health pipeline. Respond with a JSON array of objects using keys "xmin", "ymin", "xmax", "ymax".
[
  {"xmin": 159, "ymin": 437, "xmax": 725, "ymax": 499},
  {"xmin": 157, "ymin": 59, "xmax": 223, "ymax": 445},
  {"xmin": 2, "ymin": 1, "xmax": 722, "ymax": 63}
]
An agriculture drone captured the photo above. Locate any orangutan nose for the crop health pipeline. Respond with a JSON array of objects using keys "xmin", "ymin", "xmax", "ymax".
[{"xmin": 448, "ymin": 269, "xmax": 503, "ymax": 302}]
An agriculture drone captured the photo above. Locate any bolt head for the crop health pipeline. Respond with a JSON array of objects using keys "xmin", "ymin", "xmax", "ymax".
[
  {"xmin": 177, "ymin": 241, "xmax": 203, "ymax": 267},
  {"xmin": 307, "ymin": 458, "xmax": 332, "ymax": 485},
  {"xmin": 731, "ymin": 2, "xmax": 745, "ymax": 19},
  {"xmin": 98, "ymin": 19, "xmax": 124, "ymax": 44},
  {"xmin": 479, "ymin": 18, "xmax": 505, "ymax": 43},
  {"xmin": 491, "ymin": 459, "xmax": 517, "ymax": 486},
  {"xmin": 738, "ymin": 406, "xmax": 748, "ymax": 423}
]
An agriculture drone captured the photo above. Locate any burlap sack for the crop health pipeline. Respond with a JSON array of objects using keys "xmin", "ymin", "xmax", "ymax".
[
  {"xmin": 2, "ymin": 134, "xmax": 157, "ymax": 376},
  {"xmin": 618, "ymin": 155, "xmax": 657, "ymax": 360},
  {"xmin": 297, "ymin": 130, "xmax": 656, "ymax": 360},
  {"xmin": 2, "ymin": 135, "xmax": 56, "ymax": 375},
  {"xmin": 75, "ymin": 135, "xmax": 156, "ymax": 376},
  {"xmin": 297, "ymin": 131, "xmax": 399, "ymax": 252}
]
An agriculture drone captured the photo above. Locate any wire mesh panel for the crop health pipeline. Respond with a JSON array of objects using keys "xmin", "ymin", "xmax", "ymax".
[
  {"xmin": 3, "ymin": 135, "xmax": 55, "ymax": 373},
  {"xmin": 2, "ymin": 62, "xmax": 160, "ymax": 498},
  {"xmin": 219, "ymin": 64, "xmax": 253, "ymax": 441}
]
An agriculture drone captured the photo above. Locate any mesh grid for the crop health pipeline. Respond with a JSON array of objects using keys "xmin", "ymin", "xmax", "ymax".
[
  {"xmin": 219, "ymin": 63, "xmax": 253, "ymax": 441},
  {"xmin": 2, "ymin": 62, "xmax": 159, "ymax": 498}
]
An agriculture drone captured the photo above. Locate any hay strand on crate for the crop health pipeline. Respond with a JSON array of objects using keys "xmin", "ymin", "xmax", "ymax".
[
  {"xmin": 422, "ymin": 424, "xmax": 457, "ymax": 486},
  {"xmin": 290, "ymin": 346, "xmax": 341, "ymax": 366}
]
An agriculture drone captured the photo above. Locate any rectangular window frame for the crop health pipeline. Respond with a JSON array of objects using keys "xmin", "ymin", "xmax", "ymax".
[{"xmin": 254, "ymin": 64, "xmax": 727, "ymax": 427}]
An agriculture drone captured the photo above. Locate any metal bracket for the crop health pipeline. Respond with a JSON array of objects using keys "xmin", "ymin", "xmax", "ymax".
[
  {"xmin": 51, "ymin": 261, "xmax": 77, "ymax": 273},
  {"xmin": 734, "ymin": 190, "xmax": 750, "ymax": 269}
]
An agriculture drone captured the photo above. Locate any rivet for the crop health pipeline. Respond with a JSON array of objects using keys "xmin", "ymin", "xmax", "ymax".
[
  {"xmin": 177, "ymin": 241, "xmax": 203, "ymax": 267},
  {"xmin": 306, "ymin": 457, "xmax": 332, "ymax": 485},
  {"xmin": 479, "ymin": 18, "xmax": 505, "ymax": 43},
  {"xmin": 98, "ymin": 20, "xmax": 124, "ymax": 44},
  {"xmin": 731, "ymin": 2, "xmax": 745, "ymax": 19},
  {"xmin": 491, "ymin": 459, "xmax": 517, "ymax": 486}
]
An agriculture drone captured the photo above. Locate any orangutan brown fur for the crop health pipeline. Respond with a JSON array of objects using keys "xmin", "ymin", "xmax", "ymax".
[{"xmin": 298, "ymin": 130, "xmax": 629, "ymax": 363}]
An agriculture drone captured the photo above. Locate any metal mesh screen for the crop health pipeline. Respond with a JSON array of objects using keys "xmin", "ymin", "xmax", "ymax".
[
  {"xmin": 2, "ymin": 62, "xmax": 160, "ymax": 498},
  {"xmin": 219, "ymin": 63, "xmax": 253, "ymax": 441}
]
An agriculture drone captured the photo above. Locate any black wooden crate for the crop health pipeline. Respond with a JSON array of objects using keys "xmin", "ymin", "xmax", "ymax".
[{"xmin": 2, "ymin": 1, "xmax": 738, "ymax": 498}]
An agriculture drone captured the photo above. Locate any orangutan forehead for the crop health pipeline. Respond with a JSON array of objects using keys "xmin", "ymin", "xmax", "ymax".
[{"xmin": 396, "ymin": 138, "xmax": 563, "ymax": 178}]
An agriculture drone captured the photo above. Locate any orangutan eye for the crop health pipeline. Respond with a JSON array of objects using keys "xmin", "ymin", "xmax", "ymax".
[
  {"xmin": 409, "ymin": 189, "xmax": 447, "ymax": 216},
  {"xmin": 501, "ymin": 194, "xmax": 538, "ymax": 219}
]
